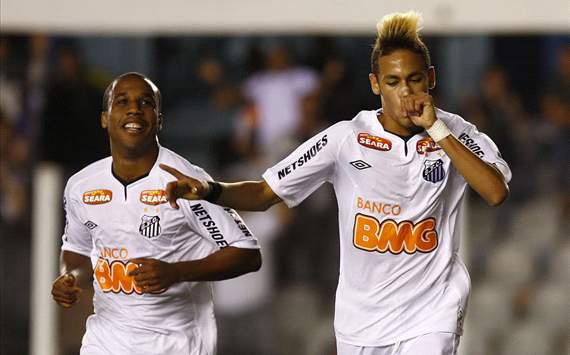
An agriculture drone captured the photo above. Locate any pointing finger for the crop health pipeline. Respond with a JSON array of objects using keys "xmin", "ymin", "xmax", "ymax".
[{"xmin": 159, "ymin": 164, "xmax": 187, "ymax": 179}]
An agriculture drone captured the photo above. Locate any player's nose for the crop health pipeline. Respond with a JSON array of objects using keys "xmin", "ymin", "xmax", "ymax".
[{"xmin": 398, "ymin": 86, "xmax": 411, "ymax": 97}]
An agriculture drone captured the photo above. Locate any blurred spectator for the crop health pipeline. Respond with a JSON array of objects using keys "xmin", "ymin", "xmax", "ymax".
[
  {"xmin": 536, "ymin": 91, "xmax": 570, "ymax": 224},
  {"xmin": 40, "ymin": 43, "xmax": 107, "ymax": 174},
  {"xmin": 0, "ymin": 38, "xmax": 23, "ymax": 126},
  {"xmin": 317, "ymin": 56, "xmax": 359, "ymax": 126},
  {"xmin": 534, "ymin": 44, "xmax": 570, "ymax": 230},
  {"xmin": 23, "ymin": 35, "xmax": 51, "ymax": 144},
  {"xmin": 195, "ymin": 57, "xmax": 244, "ymax": 169},
  {"xmin": 0, "ymin": 111, "xmax": 29, "ymax": 224},
  {"xmin": 546, "ymin": 44, "xmax": 570, "ymax": 102},
  {"xmin": 214, "ymin": 207, "xmax": 282, "ymax": 355},
  {"xmin": 0, "ymin": 35, "xmax": 49, "ymax": 355},
  {"xmin": 240, "ymin": 43, "xmax": 319, "ymax": 161},
  {"xmin": 462, "ymin": 66, "xmax": 536, "ymax": 204}
]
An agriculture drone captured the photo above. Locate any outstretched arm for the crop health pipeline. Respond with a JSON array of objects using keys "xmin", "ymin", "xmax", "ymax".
[
  {"xmin": 160, "ymin": 164, "xmax": 282, "ymax": 211},
  {"xmin": 129, "ymin": 247, "xmax": 262, "ymax": 294}
]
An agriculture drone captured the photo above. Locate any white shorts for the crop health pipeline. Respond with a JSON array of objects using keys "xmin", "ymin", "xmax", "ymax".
[
  {"xmin": 80, "ymin": 315, "xmax": 214, "ymax": 355},
  {"xmin": 336, "ymin": 332, "xmax": 459, "ymax": 355}
]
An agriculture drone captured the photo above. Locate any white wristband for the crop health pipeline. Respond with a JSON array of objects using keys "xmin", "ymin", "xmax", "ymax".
[{"xmin": 426, "ymin": 119, "xmax": 451, "ymax": 142}]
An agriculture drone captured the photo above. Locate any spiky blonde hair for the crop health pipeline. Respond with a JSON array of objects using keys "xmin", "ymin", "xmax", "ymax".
[{"xmin": 370, "ymin": 11, "xmax": 431, "ymax": 74}]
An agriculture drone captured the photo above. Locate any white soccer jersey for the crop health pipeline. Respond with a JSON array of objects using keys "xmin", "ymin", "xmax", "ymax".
[
  {"xmin": 61, "ymin": 145, "xmax": 259, "ymax": 355},
  {"xmin": 262, "ymin": 108, "xmax": 511, "ymax": 346}
]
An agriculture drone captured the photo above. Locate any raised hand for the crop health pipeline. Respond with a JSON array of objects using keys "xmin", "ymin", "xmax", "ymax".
[
  {"xmin": 399, "ymin": 87, "xmax": 437, "ymax": 129},
  {"xmin": 51, "ymin": 274, "xmax": 82, "ymax": 308},
  {"xmin": 159, "ymin": 164, "xmax": 211, "ymax": 209},
  {"xmin": 128, "ymin": 258, "xmax": 180, "ymax": 294}
]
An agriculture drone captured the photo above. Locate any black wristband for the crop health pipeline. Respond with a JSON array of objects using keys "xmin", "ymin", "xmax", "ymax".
[{"xmin": 204, "ymin": 181, "xmax": 222, "ymax": 203}]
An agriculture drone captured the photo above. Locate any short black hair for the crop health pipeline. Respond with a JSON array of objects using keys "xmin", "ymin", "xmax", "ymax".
[{"xmin": 102, "ymin": 72, "xmax": 162, "ymax": 112}]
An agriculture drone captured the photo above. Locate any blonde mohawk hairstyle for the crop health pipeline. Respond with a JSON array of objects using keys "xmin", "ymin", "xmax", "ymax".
[
  {"xmin": 377, "ymin": 11, "xmax": 422, "ymax": 44},
  {"xmin": 370, "ymin": 11, "xmax": 431, "ymax": 74}
]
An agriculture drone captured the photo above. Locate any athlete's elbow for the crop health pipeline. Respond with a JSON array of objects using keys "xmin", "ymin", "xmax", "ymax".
[
  {"xmin": 245, "ymin": 250, "xmax": 262, "ymax": 273},
  {"xmin": 485, "ymin": 184, "xmax": 509, "ymax": 207},
  {"xmin": 253, "ymin": 184, "xmax": 281, "ymax": 211},
  {"xmin": 257, "ymin": 199, "xmax": 278, "ymax": 211},
  {"xmin": 250, "ymin": 201, "xmax": 272, "ymax": 211},
  {"xmin": 252, "ymin": 252, "xmax": 262, "ymax": 272}
]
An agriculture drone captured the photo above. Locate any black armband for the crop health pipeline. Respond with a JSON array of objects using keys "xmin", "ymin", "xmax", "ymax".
[{"xmin": 204, "ymin": 181, "xmax": 223, "ymax": 203}]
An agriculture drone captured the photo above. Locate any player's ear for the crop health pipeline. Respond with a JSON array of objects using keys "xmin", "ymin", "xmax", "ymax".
[
  {"xmin": 369, "ymin": 73, "xmax": 381, "ymax": 96},
  {"xmin": 157, "ymin": 114, "xmax": 163, "ymax": 131},
  {"xmin": 428, "ymin": 66, "xmax": 436, "ymax": 90},
  {"xmin": 101, "ymin": 112, "xmax": 108, "ymax": 129}
]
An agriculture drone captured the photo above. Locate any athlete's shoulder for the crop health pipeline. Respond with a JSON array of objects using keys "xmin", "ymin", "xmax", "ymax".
[
  {"xmin": 317, "ymin": 110, "xmax": 375, "ymax": 149},
  {"xmin": 326, "ymin": 110, "xmax": 374, "ymax": 135},
  {"xmin": 65, "ymin": 156, "xmax": 112, "ymax": 194},
  {"xmin": 158, "ymin": 146, "xmax": 213, "ymax": 181},
  {"xmin": 350, "ymin": 109, "xmax": 380, "ymax": 126}
]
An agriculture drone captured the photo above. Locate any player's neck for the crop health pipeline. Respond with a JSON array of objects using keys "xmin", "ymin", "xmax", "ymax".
[{"xmin": 111, "ymin": 143, "xmax": 159, "ymax": 183}]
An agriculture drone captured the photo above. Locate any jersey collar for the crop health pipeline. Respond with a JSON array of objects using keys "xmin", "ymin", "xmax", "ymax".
[
  {"xmin": 110, "ymin": 144, "xmax": 164, "ymax": 188},
  {"xmin": 371, "ymin": 108, "xmax": 429, "ymax": 142}
]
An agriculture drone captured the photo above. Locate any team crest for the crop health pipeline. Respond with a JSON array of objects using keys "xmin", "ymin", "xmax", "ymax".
[
  {"xmin": 139, "ymin": 215, "xmax": 161, "ymax": 239},
  {"xmin": 422, "ymin": 159, "xmax": 445, "ymax": 183}
]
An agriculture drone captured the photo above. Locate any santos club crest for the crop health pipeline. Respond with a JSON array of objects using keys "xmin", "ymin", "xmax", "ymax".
[
  {"xmin": 422, "ymin": 159, "xmax": 445, "ymax": 183},
  {"xmin": 139, "ymin": 215, "xmax": 161, "ymax": 239}
]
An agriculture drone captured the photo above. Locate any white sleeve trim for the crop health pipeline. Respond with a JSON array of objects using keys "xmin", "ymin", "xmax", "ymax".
[
  {"xmin": 61, "ymin": 243, "xmax": 92, "ymax": 258},
  {"xmin": 262, "ymin": 169, "xmax": 298, "ymax": 208},
  {"xmin": 226, "ymin": 239, "xmax": 261, "ymax": 249}
]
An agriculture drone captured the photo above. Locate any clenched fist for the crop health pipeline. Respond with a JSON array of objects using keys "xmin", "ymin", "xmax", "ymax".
[{"xmin": 52, "ymin": 273, "xmax": 82, "ymax": 308}]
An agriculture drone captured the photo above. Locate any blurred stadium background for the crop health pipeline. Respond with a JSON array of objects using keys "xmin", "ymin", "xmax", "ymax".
[{"xmin": 1, "ymin": 1, "xmax": 568, "ymax": 354}]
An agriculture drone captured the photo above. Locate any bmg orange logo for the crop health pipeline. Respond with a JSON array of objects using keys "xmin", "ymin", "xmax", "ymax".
[
  {"xmin": 94, "ymin": 258, "xmax": 142, "ymax": 294},
  {"xmin": 353, "ymin": 213, "xmax": 438, "ymax": 254}
]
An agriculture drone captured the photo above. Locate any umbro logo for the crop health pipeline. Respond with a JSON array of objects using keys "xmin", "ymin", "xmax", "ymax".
[
  {"xmin": 84, "ymin": 220, "xmax": 98, "ymax": 229},
  {"xmin": 350, "ymin": 160, "xmax": 372, "ymax": 170}
]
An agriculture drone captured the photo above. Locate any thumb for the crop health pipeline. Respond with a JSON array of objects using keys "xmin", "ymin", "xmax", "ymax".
[{"xmin": 62, "ymin": 273, "xmax": 76, "ymax": 286}]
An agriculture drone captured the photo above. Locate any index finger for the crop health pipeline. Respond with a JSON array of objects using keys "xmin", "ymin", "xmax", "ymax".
[
  {"xmin": 129, "ymin": 258, "xmax": 156, "ymax": 266},
  {"xmin": 159, "ymin": 164, "xmax": 187, "ymax": 179}
]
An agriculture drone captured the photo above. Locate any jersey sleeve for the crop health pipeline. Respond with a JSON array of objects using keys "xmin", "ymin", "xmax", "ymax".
[
  {"xmin": 61, "ymin": 182, "xmax": 93, "ymax": 257},
  {"xmin": 452, "ymin": 117, "xmax": 512, "ymax": 183},
  {"xmin": 180, "ymin": 200, "xmax": 259, "ymax": 250},
  {"xmin": 262, "ymin": 124, "xmax": 342, "ymax": 207}
]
